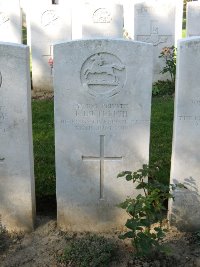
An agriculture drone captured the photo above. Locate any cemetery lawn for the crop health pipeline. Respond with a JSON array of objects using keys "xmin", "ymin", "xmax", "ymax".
[{"xmin": 149, "ymin": 96, "xmax": 174, "ymax": 185}]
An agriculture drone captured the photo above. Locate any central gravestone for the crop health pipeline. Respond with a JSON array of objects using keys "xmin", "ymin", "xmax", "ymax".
[{"xmin": 54, "ymin": 39, "xmax": 153, "ymax": 231}]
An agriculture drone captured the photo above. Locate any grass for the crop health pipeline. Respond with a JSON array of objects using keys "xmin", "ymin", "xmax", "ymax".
[
  {"xmin": 58, "ymin": 234, "xmax": 118, "ymax": 267},
  {"xmin": 149, "ymin": 96, "xmax": 174, "ymax": 185},
  {"xmin": 32, "ymin": 99, "xmax": 55, "ymax": 197},
  {"xmin": 182, "ymin": 29, "xmax": 186, "ymax": 38},
  {"xmin": 32, "ymin": 96, "xmax": 174, "ymax": 197}
]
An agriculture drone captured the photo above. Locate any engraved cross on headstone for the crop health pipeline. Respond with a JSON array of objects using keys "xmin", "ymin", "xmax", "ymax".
[
  {"xmin": 82, "ymin": 135, "xmax": 122, "ymax": 199},
  {"xmin": 42, "ymin": 45, "xmax": 53, "ymax": 75}
]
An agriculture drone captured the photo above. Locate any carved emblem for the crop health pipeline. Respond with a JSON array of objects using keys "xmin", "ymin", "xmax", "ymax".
[
  {"xmin": 136, "ymin": 6, "xmax": 153, "ymax": 16},
  {"xmin": 80, "ymin": 53, "xmax": 126, "ymax": 98},
  {"xmin": 93, "ymin": 8, "xmax": 112, "ymax": 23},
  {"xmin": 137, "ymin": 20, "xmax": 170, "ymax": 46},
  {"xmin": 0, "ymin": 12, "xmax": 9, "ymax": 26},
  {"xmin": 41, "ymin": 10, "xmax": 58, "ymax": 27}
]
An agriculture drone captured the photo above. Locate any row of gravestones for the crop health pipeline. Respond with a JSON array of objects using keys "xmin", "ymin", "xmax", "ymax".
[
  {"xmin": 0, "ymin": 0, "xmax": 185, "ymax": 94},
  {"xmin": 0, "ymin": 36, "xmax": 200, "ymax": 232},
  {"xmin": 4, "ymin": 0, "xmax": 200, "ymax": 95}
]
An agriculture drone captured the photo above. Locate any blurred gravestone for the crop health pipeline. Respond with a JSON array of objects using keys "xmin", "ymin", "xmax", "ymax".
[
  {"xmin": 169, "ymin": 37, "xmax": 200, "ymax": 231},
  {"xmin": 186, "ymin": 2, "xmax": 200, "ymax": 37},
  {"xmin": 0, "ymin": 42, "xmax": 35, "ymax": 232},
  {"xmin": 29, "ymin": 0, "xmax": 71, "ymax": 95},
  {"xmin": 133, "ymin": 0, "xmax": 183, "ymax": 82},
  {"xmin": 0, "ymin": 0, "xmax": 22, "ymax": 43},
  {"xmin": 54, "ymin": 39, "xmax": 153, "ymax": 231},
  {"xmin": 82, "ymin": 1, "xmax": 124, "ymax": 38}
]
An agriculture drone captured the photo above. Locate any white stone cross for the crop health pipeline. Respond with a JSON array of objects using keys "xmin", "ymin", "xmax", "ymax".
[{"xmin": 82, "ymin": 135, "xmax": 122, "ymax": 199}]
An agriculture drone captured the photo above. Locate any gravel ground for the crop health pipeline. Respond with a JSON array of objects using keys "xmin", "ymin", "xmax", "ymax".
[{"xmin": 0, "ymin": 216, "xmax": 200, "ymax": 267}]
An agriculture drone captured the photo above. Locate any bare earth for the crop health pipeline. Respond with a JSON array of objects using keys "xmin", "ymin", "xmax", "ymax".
[{"xmin": 0, "ymin": 215, "xmax": 200, "ymax": 267}]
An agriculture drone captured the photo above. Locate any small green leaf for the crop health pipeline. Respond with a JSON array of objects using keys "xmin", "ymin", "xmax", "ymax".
[
  {"xmin": 123, "ymin": 231, "xmax": 134, "ymax": 238},
  {"xmin": 125, "ymin": 174, "xmax": 133, "ymax": 181},
  {"xmin": 118, "ymin": 234, "xmax": 126, "ymax": 240},
  {"xmin": 117, "ymin": 171, "xmax": 131, "ymax": 178}
]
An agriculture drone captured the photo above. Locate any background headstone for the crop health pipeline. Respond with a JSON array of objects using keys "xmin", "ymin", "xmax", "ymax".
[
  {"xmin": 169, "ymin": 37, "xmax": 200, "ymax": 231},
  {"xmin": 186, "ymin": 2, "xmax": 200, "ymax": 37},
  {"xmin": 82, "ymin": 1, "xmax": 124, "ymax": 38},
  {"xmin": 0, "ymin": 42, "xmax": 35, "ymax": 232},
  {"xmin": 0, "ymin": 0, "xmax": 22, "ymax": 43},
  {"xmin": 54, "ymin": 39, "xmax": 153, "ymax": 231},
  {"xmin": 29, "ymin": 0, "xmax": 71, "ymax": 94},
  {"xmin": 133, "ymin": 0, "xmax": 183, "ymax": 82}
]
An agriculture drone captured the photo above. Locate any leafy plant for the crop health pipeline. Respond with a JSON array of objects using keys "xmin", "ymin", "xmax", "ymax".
[
  {"xmin": 159, "ymin": 46, "xmax": 176, "ymax": 85},
  {"xmin": 152, "ymin": 80, "xmax": 175, "ymax": 97},
  {"xmin": 152, "ymin": 46, "xmax": 177, "ymax": 97},
  {"xmin": 117, "ymin": 164, "xmax": 185, "ymax": 257},
  {"xmin": 58, "ymin": 234, "xmax": 117, "ymax": 267}
]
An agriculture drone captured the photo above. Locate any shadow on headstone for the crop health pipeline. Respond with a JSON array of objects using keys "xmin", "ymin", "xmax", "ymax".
[{"xmin": 170, "ymin": 177, "xmax": 200, "ymax": 232}]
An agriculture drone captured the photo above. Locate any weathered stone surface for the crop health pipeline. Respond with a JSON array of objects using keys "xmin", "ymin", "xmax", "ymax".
[
  {"xmin": 0, "ymin": 43, "xmax": 35, "ymax": 232},
  {"xmin": 82, "ymin": 1, "xmax": 124, "ymax": 38},
  {"xmin": 0, "ymin": 0, "xmax": 21, "ymax": 43},
  {"xmin": 54, "ymin": 39, "xmax": 153, "ymax": 231},
  {"xmin": 186, "ymin": 2, "xmax": 200, "ymax": 37},
  {"xmin": 29, "ymin": 1, "xmax": 71, "ymax": 93},
  {"xmin": 169, "ymin": 37, "xmax": 200, "ymax": 231},
  {"xmin": 133, "ymin": 0, "xmax": 183, "ymax": 82}
]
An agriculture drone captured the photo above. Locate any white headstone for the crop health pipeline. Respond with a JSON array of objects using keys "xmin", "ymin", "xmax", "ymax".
[
  {"xmin": 0, "ymin": 42, "xmax": 35, "ymax": 232},
  {"xmin": 54, "ymin": 39, "xmax": 153, "ymax": 231},
  {"xmin": 169, "ymin": 37, "xmax": 200, "ymax": 231},
  {"xmin": 133, "ymin": 0, "xmax": 183, "ymax": 82},
  {"xmin": 29, "ymin": 1, "xmax": 72, "ymax": 93},
  {"xmin": 186, "ymin": 2, "xmax": 200, "ymax": 37},
  {"xmin": 81, "ymin": 1, "xmax": 124, "ymax": 38},
  {"xmin": 0, "ymin": 0, "xmax": 22, "ymax": 43}
]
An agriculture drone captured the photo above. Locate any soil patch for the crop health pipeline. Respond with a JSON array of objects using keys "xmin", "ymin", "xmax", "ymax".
[{"xmin": 1, "ymin": 216, "xmax": 200, "ymax": 267}]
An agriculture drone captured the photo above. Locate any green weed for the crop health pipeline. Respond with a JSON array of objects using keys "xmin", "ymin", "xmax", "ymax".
[
  {"xmin": 117, "ymin": 164, "xmax": 185, "ymax": 257},
  {"xmin": 59, "ymin": 234, "xmax": 117, "ymax": 267}
]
